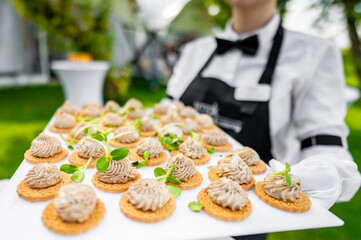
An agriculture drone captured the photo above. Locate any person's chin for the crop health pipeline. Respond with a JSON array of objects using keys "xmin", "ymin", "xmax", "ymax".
[{"xmin": 225, "ymin": 0, "xmax": 270, "ymax": 9}]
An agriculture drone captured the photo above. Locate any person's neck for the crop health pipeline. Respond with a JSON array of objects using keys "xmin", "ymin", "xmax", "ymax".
[{"xmin": 231, "ymin": 4, "xmax": 276, "ymax": 35}]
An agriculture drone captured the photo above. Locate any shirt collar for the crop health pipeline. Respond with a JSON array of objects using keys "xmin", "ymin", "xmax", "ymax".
[{"xmin": 215, "ymin": 12, "xmax": 280, "ymax": 48}]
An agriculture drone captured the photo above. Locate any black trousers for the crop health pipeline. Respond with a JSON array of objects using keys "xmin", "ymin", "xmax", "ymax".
[{"xmin": 232, "ymin": 234, "xmax": 267, "ymax": 240}]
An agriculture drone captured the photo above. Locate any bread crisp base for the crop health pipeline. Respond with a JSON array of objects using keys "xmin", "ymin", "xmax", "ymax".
[
  {"xmin": 208, "ymin": 167, "xmax": 255, "ymax": 191},
  {"xmin": 92, "ymin": 172, "xmax": 141, "ymax": 193},
  {"xmin": 200, "ymin": 139, "xmax": 232, "ymax": 152},
  {"xmin": 254, "ymin": 181, "xmax": 311, "ymax": 212},
  {"xmin": 197, "ymin": 188, "xmax": 252, "ymax": 221},
  {"xmin": 109, "ymin": 138, "xmax": 142, "ymax": 149},
  {"xmin": 42, "ymin": 199, "xmax": 105, "ymax": 235},
  {"xmin": 166, "ymin": 170, "xmax": 203, "ymax": 190},
  {"xmin": 120, "ymin": 192, "xmax": 176, "ymax": 223},
  {"xmin": 171, "ymin": 150, "xmax": 210, "ymax": 165},
  {"xmin": 49, "ymin": 125, "xmax": 74, "ymax": 133},
  {"xmin": 99, "ymin": 122, "xmax": 121, "ymax": 132},
  {"xmin": 248, "ymin": 160, "xmax": 267, "ymax": 175},
  {"xmin": 25, "ymin": 147, "xmax": 68, "ymax": 164},
  {"xmin": 201, "ymin": 124, "xmax": 218, "ymax": 131},
  {"xmin": 140, "ymin": 129, "xmax": 157, "ymax": 137},
  {"xmin": 17, "ymin": 172, "xmax": 72, "ymax": 202},
  {"xmin": 68, "ymin": 152, "xmax": 102, "ymax": 168},
  {"xmin": 128, "ymin": 149, "xmax": 167, "ymax": 166},
  {"xmin": 67, "ymin": 134, "xmax": 80, "ymax": 143}
]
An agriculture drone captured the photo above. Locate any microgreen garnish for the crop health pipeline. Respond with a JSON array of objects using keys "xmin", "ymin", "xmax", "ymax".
[
  {"xmin": 127, "ymin": 117, "xmax": 141, "ymax": 133},
  {"xmin": 207, "ymin": 147, "xmax": 215, "ymax": 154},
  {"xmin": 154, "ymin": 165, "xmax": 181, "ymax": 184},
  {"xmin": 166, "ymin": 185, "xmax": 182, "ymax": 198},
  {"xmin": 158, "ymin": 132, "xmax": 184, "ymax": 150},
  {"xmin": 269, "ymin": 162, "xmax": 292, "ymax": 188},
  {"xmin": 160, "ymin": 123, "xmax": 200, "ymax": 142},
  {"xmin": 131, "ymin": 150, "xmax": 150, "ymax": 169},
  {"xmin": 207, "ymin": 165, "xmax": 215, "ymax": 169},
  {"xmin": 60, "ymin": 157, "xmax": 92, "ymax": 183},
  {"xmin": 96, "ymin": 147, "xmax": 130, "ymax": 172},
  {"xmin": 188, "ymin": 202, "xmax": 204, "ymax": 212},
  {"xmin": 152, "ymin": 115, "xmax": 158, "ymax": 120}
]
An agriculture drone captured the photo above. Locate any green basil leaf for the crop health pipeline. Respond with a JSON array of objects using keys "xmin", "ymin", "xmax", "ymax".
[
  {"xmin": 190, "ymin": 132, "xmax": 200, "ymax": 141},
  {"xmin": 154, "ymin": 167, "xmax": 167, "ymax": 177},
  {"xmin": 96, "ymin": 157, "xmax": 109, "ymax": 172},
  {"xmin": 164, "ymin": 137, "xmax": 172, "ymax": 144},
  {"xmin": 285, "ymin": 172, "xmax": 292, "ymax": 188},
  {"xmin": 84, "ymin": 127, "xmax": 89, "ymax": 135},
  {"xmin": 166, "ymin": 143, "xmax": 179, "ymax": 151},
  {"xmin": 72, "ymin": 170, "xmax": 84, "ymax": 183},
  {"xmin": 60, "ymin": 164, "xmax": 79, "ymax": 174},
  {"xmin": 166, "ymin": 185, "xmax": 182, "ymax": 198},
  {"xmin": 167, "ymin": 175, "xmax": 181, "ymax": 185},
  {"xmin": 143, "ymin": 150, "xmax": 150, "ymax": 161},
  {"xmin": 188, "ymin": 202, "xmax": 204, "ymax": 212},
  {"xmin": 91, "ymin": 133, "xmax": 104, "ymax": 141},
  {"xmin": 111, "ymin": 147, "xmax": 129, "ymax": 160},
  {"xmin": 207, "ymin": 148, "xmax": 215, "ymax": 154},
  {"xmin": 135, "ymin": 161, "xmax": 147, "ymax": 169}
]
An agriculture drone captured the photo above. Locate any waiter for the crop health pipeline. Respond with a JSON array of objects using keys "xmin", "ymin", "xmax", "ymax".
[{"xmin": 167, "ymin": 0, "xmax": 361, "ymax": 214}]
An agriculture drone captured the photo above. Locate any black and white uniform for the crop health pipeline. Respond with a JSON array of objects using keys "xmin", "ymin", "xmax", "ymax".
[{"xmin": 167, "ymin": 13, "xmax": 361, "ymax": 209}]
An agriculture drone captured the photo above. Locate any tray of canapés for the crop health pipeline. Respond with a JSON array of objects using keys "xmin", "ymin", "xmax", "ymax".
[{"xmin": 8, "ymin": 98, "xmax": 315, "ymax": 236}]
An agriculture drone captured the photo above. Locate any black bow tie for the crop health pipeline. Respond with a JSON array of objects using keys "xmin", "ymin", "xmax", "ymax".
[{"xmin": 215, "ymin": 35, "xmax": 259, "ymax": 56}]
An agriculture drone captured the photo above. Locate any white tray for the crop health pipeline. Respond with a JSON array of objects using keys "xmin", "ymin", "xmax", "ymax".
[{"xmin": 0, "ymin": 116, "xmax": 343, "ymax": 240}]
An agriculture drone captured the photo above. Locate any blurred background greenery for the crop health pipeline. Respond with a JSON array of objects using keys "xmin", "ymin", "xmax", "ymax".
[{"xmin": 0, "ymin": 0, "xmax": 361, "ymax": 239}]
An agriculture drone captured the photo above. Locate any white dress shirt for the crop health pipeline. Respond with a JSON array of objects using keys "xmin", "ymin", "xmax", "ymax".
[{"xmin": 167, "ymin": 13, "xmax": 361, "ymax": 209}]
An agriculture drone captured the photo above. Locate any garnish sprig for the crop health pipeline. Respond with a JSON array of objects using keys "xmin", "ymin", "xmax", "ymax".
[
  {"xmin": 131, "ymin": 150, "xmax": 150, "ymax": 169},
  {"xmin": 269, "ymin": 162, "xmax": 292, "ymax": 188},
  {"xmin": 159, "ymin": 123, "xmax": 200, "ymax": 141},
  {"xmin": 154, "ymin": 164, "xmax": 181, "ymax": 184},
  {"xmin": 188, "ymin": 202, "xmax": 204, "ymax": 212},
  {"xmin": 154, "ymin": 165, "xmax": 182, "ymax": 198},
  {"xmin": 60, "ymin": 157, "xmax": 92, "ymax": 183},
  {"xmin": 158, "ymin": 132, "xmax": 184, "ymax": 151},
  {"xmin": 60, "ymin": 122, "xmax": 99, "ymax": 149},
  {"xmin": 96, "ymin": 147, "xmax": 130, "ymax": 172}
]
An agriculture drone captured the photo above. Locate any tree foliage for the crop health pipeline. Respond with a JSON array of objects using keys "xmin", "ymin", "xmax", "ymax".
[{"xmin": 10, "ymin": 0, "xmax": 113, "ymax": 60}]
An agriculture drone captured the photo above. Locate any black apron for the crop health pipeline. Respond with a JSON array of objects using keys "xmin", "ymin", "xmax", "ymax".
[{"xmin": 180, "ymin": 23, "xmax": 284, "ymax": 163}]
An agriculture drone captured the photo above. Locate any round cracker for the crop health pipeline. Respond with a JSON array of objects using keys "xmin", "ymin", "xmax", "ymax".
[
  {"xmin": 49, "ymin": 125, "xmax": 75, "ymax": 134},
  {"xmin": 25, "ymin": 147, "xmax": 68, "ymax": 165},
  {"xmin": 109, "ymin": 138, "xmax": 142, "ymax": 149},
  {"xmin": 99, "ymin": 122, "xmax": 120, "ymax": 132},
  {"xmin": 68, "ymin": 152, "xmax": 102, "ymax": 168},
  {"xmin": 67, "ymin": 134, "xmax": 80, "ymax": 143},
  {"xmin": 248, "ymin": 160, "xmax": 267, "ymax": 175},
  {"xmin": 170, "ymin": 150, "xmax": 210, "ymax": 165},
  {"xmin": 119, "ymin": 192, "xmax": 176, "ymax": 223},
  {"xmin": 140, "ymin": 129, "xmax": 157, "ymax": 137},
  {"xmin": 92, "ymin": 172, "xmax": 141, "ymax": 193},
  {"xmin": 197, "ymin": 188, "xmax": 252, "ymax": 221},
  {"xmin": 201, "ymin": 124, "xmax": 218, "ymax": 131},
  {"xmin": 208, "ymin": 167, "xmax": 255, "ymax": 191},
  {"xmin": 200, "ymin": 139, "xmax": 232, "ymax": 152},
  {"xmin": 17, "ymin": 172, "xmax": 72, "ymax": 202},
  {"xmin": 254, "ymin": 181, "xmax": 311, "ymax": 212},
  {"xmin": 128, "ymin": 149, "xmax": 167, "ymax": 166},
  {"xmin": 166, "ymin": 170, "xmax": 203, "ymax": 190},
  {"xmin": 42, "ymin": 199, "xmax": 105, "ymax": 235}
]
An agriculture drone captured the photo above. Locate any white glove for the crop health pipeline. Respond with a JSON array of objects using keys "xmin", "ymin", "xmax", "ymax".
[{"xmin": 269, "ymin": 158, "xmax": 341, "ymax": 209}]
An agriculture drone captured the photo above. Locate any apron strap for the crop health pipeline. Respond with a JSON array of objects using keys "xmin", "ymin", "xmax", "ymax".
[{"xmin": 259, "ymin": 23, "xmax": 284, "ymax": 84}]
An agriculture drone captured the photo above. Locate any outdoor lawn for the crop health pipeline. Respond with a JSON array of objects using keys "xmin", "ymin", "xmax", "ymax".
[{"xmin": 0, "ymin": 58, "xmax": 360, "ymax": 239}]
